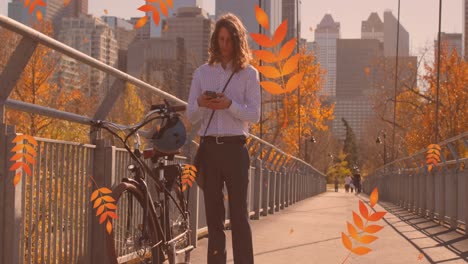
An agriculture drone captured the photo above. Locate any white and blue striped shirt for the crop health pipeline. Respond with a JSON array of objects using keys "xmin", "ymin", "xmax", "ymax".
[{"xmin": 186, "ymin": 62, "xmax": 261, "ymax": 136}]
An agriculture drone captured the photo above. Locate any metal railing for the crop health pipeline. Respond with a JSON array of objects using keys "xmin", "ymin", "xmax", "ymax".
[
  {"xmin": 363, "ymin": 132, "xmax": 468, "ymax": 235},
  {"xmin": 0, "ymin": 15, "xmax": 326, "ymax": 263}
]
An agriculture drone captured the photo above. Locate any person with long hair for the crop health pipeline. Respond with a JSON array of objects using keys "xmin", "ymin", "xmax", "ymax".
[{"xmin": 187, "ymin": 13, "xmax": 260, "ymax": 264}]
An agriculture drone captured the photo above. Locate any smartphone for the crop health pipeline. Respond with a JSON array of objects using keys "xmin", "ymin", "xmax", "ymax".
[{"xmin": 204, "ymin": 90, "xmax": 217, "ymax": 99}]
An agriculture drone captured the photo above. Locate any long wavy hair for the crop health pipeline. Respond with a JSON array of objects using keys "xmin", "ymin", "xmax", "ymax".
[{"xmin": 208, "ymin": 13, "xmax": 252, "ymax": 72}]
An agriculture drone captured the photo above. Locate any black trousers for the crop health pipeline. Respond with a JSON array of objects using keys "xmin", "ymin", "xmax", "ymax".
[{"xmin": 201, "ymin": 141, "xmax": 254, "ymax": 264}]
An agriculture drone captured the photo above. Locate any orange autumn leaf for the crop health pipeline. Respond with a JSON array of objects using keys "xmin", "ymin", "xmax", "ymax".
[
  {"xmin": 96, "ymin": 204, "xmax": 105, "ymax": 216},
  {"xmin": 159, "ymin": 0, "xmax": 169, "ymax": 17},
  {"xmin": 346, "ymin": 222, "xmax": 359, "ymax": 240},
  {"xmin": 359, "ymin": 200, "xmax": 369, "ymax": 220},
  {"xmin": 107, "ymin": 211, "xmax": 118, "ymax": 219},
  {"xmin": 11, "ymin": 144, "xmax": 24, "ymax": 153},
  {"xmin": 341, "ymin": 232, "xmax": 352, "ymax": 250},
  {"xmin": 93, "ymin": 197, "xmax": 103, "ymax": 208},
  {"xmin": 22, "ymin": 163, "xmax": 32, "ymax": 176},
  {"xmin": 352, "ymin": 211, "xmax": 364, "ymax": 230},
  {"xmin": 106, "ymin": 220, "xmax": 112, "ymax": 234},
  {"xmin": 138, "ymin": 4, "xmax": 157, "ymax": 12},
  {"xmin": 364, "ymin": 225, "xmax": 384, "ymax": 234},
  {"xmin": 24, "ymin": 144, "xmax": 37, "ymax": 156},
  {"xmin": 29, "ymin": 2, "xmax": 36, "ymax": 14},
  {"xmin": 351, "ymin": 246, "xmax": 372, "ymax": 255},
  {"xmin": 257, "ymin": 66, "xmax": 282, "ymax": 79},
  {"xmin": 426, "ymin": 153, "xmax": 441, "ymax": 161},
  {"xmin": 368, "ymin": 211, "xmax": 387, "ymax": 222},
  {"xmin": 255, "ymin": 5, "xmax": 269, "ymax": 31},
  {"xmin": 10, "ymin": 153, "xmax": 23, "ymax": 161},
  {"xmin": 135, "ymin": 16, "xmax": 149, "ymax": 29},
  {"xmin": 166, "ymin": 0, "xmax": 173, "ymax": 8},
  {"xmin": 13, "ymin": 173, "xmax": 21, "ymax": 186},
  {"xmin": 152, "ymin": 11, "xmax": 161, "ymax": 26},
  {"xmin": 285, "ymin": 72, "xmax": 303, "ymax": 93},
  {"xmin": 24, "ymin": 0, "xmax": 31, "ymax": 7},
  {"xmin": 370, "ymin": 187, "xmax": 379, "ymax": 208},
  {"xmin": 272, "ymin": 19, "xmax": 288, "ymax": 46},
  {"xmin": 12, "ymin": 135, "xmax": 25, "ymax": 143},
  {"xmin": 278, "ymin": 38, "xmax": 297, "ymax": 61},
  {"xmin": 101, "ymin": 195, "xmax": 116, "ymax": 202},
  {"xmin": 105, "ymin": 203, "xmax": 117, "ymax": 210},
  {"xmin": 9, "ymin": 162, "xmax": 24, "ymax": 171},
  {"xmin": 90, "ymin": 189, "xmax": 100, "ymax": 201},
  {"xmin": 99, "ymin": 187, "xmax": 112, "ymax": 194},
  {"xmin": 260, "ymin": 81, "xmax": 284, "ymax": 95},
  {"xmin": 282, "ymin": 54, "xmax": 300, "ymax": 76},
  {"xmin": 24, "ymin": 153, "xmax": 35, "ymax": 164},
  {"xmin": 358, "ymin": 235, "xmax": 378, "ymax": 244},
  {"xmin": 427, "ymin": 144, "xmax": 441, "ymax": 150},
  {"xmin": 426, "ymin": 158, "xmax": 439, "ymax": 165},
  {"xmin": 104, "ymin": 9, "xmax": 108, "ymax": 15},
  {"xmin": 253, "ymin": 50, "xmax": 279, "ymax": 63},
  {"xmin": 426, "ymin": 149, "xmax": 440, "ymax": 155},
  {"xmin": 24, "ymin": 135, "xmax": 38, "ymax": 146},
  {"xmin": 64, "ymin": 0, "xmax": 71, "ymax": 6},
  {"xmin": 99, "ymin": 211, "xmax": 108, "ymax": 224},
  {"xmin": 250, "ymin": 33, "xmax": 275, "ymax": 47}
]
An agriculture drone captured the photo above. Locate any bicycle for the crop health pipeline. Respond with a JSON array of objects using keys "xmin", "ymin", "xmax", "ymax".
[{"xmin": 91, "ymin": 102, "xmax": 194, "ymax": 264}]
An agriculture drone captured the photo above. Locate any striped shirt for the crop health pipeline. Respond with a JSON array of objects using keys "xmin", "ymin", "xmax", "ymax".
[{"xmin": 186, "ymin": 62, "xmax": 261, "ymax": 136}]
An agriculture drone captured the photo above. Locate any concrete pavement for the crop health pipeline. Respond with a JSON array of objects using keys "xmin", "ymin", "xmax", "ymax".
[{"xmin": 189, "ymin": 189, "xmax": 468, "ymax": 264}]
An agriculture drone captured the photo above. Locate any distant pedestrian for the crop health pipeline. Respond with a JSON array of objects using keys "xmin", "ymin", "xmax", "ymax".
[
  {"xmin": 344, "ymin": 175, "xmax": 352, "ymax": 193},
  {"xmin": 334, "ymin": 177, "xmax": 339, "ymax": 192},
  {"xmin": 350, "ymin": 182, "xmax": 355, "ymax": 193},
  {"xmin": 354, "ymin": 173, "xmax": 362, "ymax": 194}
]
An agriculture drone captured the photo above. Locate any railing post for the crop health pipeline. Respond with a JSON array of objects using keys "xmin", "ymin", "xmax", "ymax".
[
  {"xmin": 284, "ymin": 167, "xmax": 289, "ymax": 207},
  {"xmin": 268, "ymin": 170, "xmax": 276, "ymax": 214},
  {"xmin": 87, "ymin": 140, "xmax": 114, "ymax": 264},
  {"xmin": 275, "ymin": 169, "xmax": 281, "ymax": 212},
  {"xmin": 0, "ymin": 124, "xmax": 23, "ymax": 264},
  {"xmin": 253, "ymin": 158, "xmax": 262, "ymax": 220},
  {"xmin": 438, "ymin": 168, "xmax": 446, "ymax": 225},
  {"xmin": 261, "ymin": 168, "xmax": 270, "ymax": 216}
]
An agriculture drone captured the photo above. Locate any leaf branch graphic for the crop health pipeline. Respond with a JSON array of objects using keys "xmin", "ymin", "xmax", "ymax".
[
  {"xmin": 10, "ymin": 135, "xmax": 38, "ymax": 186},
  {"xmin": 22, "ymin": 0, "xmax": 46, "ymax": 21},
  {"xmin": 341, "ymin": 188, "xmax": 387, "ymax": 263},
  {"xmin": 89, "ymin": 176, "xmax": 118, "ymax": 234},
  {"xmin": 181, "ymin": 164, "xmax": 197, "ymax": 191},
  {"xmin": 425, "ymin": 144, "xmax": 441, "ymax": 172},
  {"xmin": 135, "ymin": 0, "xmax": 174, "ymax": 29},
  {"xmin": 251, "ymin": 5, "xmax": 304, "ymax": 96}
]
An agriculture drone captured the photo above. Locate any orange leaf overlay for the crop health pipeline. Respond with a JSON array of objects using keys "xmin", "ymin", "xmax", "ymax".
[
  {"xmin": 426, "ymin": 144, "xmax": 441, "ymax": 172},
  {"xmin": 255, "ymin": 5, "xmax": 269, "ymax": 31},
  {"xmin": 10, "ymin": 135, "xmax": 37, "ymax": 186},
  {"xmin": 182, "ymin": 165, "xmax": 197, "ymax": 191},
  {"xmin": 341, "ymin": 187, "xmax": 386, "ymax": 260},
  {"xmin": 136, "ymin": 0, "xmax": 174, "ymax": 29},
  {"xmin": 22, "ymin": 0, "xmax": 45, "ymax": 20},
  {"xmin": 250, "ymin": 6, "xmax": 303, "ymax": 95},
  {"xmin": 90, "ymin": 187, "xmax": 118, "ymax": 234}
]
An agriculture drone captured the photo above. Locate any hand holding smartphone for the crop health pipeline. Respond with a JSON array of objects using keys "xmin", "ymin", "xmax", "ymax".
[{"xmin": 203, "ymin": 90, "xmax": 218, "ymax": 99}]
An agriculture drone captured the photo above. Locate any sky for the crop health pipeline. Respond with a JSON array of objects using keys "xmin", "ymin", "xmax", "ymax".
[{"xmin": 0, "ymin": 0, "xmax": 463, "ymax": 55}]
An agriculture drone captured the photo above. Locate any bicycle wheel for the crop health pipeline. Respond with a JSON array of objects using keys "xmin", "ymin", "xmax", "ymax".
[
  {"xmin": 163, "ymin": 184, "xmax": 192, "ymax": 264},
  {"xmin": 106, "ymin": 182, "xmax": 162, "ymax": 264}
]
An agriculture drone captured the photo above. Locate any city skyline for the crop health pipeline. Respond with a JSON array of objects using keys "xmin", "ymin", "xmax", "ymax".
[{"xmin": 0, "ymin": 0, "xmax": 463, "ymax": 55}]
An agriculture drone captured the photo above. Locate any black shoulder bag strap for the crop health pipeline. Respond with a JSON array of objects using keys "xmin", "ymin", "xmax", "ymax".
[{"xmin": 201, "ymin": 71, "xmax": 235, "ymax": 140}]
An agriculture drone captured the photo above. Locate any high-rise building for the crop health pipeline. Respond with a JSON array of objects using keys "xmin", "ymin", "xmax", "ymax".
[
  {"xmin": 57, "ymin": 14, "xmax": 118, "ymax": 96},
  {"xmin": 129, "ymin": 17, "xmax": 151, "ymax": 41},
  {"xmin": 383, "ymin": 10, "xmax": 409, "ymax": 57},
  {"xmin": 434, "ymin": 33, "xmax": 463, "ymax": 59},
  {"xmin": 463, "ymin": 0, "xmax": 468, "ymax": 60},
  {"xmin": 8, "ymin": 0, "xmax": 87, "ymax": 30},
  {"xmin": 162, "ymin": 7, "xmax": 214, "ymax": 93},
  {"xmin": 314, "ymin": 14, "xmax": 340, "ymax": 97},
  {"xmin": 333, "ymin": 39, "xmax": 383, "ymax": 140},
  {"xmin": 361, "ymin": 12, "xmax": 384, "ymax": 42},
  {"xmin": 127, "ymin": 37, "xmax": 187, "ymax": 99},
  {"xmin": 148, "ymin": 0, "xmax": 203, "ymax": 37},
  {"xmin": 282, "ymin": 0, "xmax": 299, "ymax": 44},
  {"xmin": 102, "ymin": 16, "xmax": 136, "ymax": 71},
  {"xmin": 216, "ymin": 0, "xmax": 282, "ymax": 37}
]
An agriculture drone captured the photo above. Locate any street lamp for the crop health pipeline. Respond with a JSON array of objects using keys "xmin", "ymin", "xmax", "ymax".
[
  {"xmin": 376, "ymin": 130, "xmax": 387, "ymax": 166},
  {"xmin": 304, "ymin": 136, "xmax": 316, "ymax": 163}
]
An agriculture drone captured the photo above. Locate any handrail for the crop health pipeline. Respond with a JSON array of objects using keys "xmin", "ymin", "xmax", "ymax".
[{"xmin": 0, "ymin": 15, "xmax": 325, "ymax": 177}]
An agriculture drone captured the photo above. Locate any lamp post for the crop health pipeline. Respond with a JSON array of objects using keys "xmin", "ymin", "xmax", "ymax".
[
  {"xmin": 304, "ymin": 136, "xmax": 316, "ymax": 163},
  {"xmin": 376, "ymin": 130, "xmax": 387, "ymax": 167}
]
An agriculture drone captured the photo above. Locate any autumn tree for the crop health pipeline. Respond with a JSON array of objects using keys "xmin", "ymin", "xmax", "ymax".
[
  {"xmin": 251, "ymin": 49, "xmax": 335, "ymax": 156},
  {"xmin": 326, "ymin": 151, "xmax": 352, "ymax": 184}
]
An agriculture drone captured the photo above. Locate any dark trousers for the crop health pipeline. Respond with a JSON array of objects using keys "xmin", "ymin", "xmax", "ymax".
[{"xmin": 201, "ymin": 141, "xmax": 254, "ymax": 264}]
